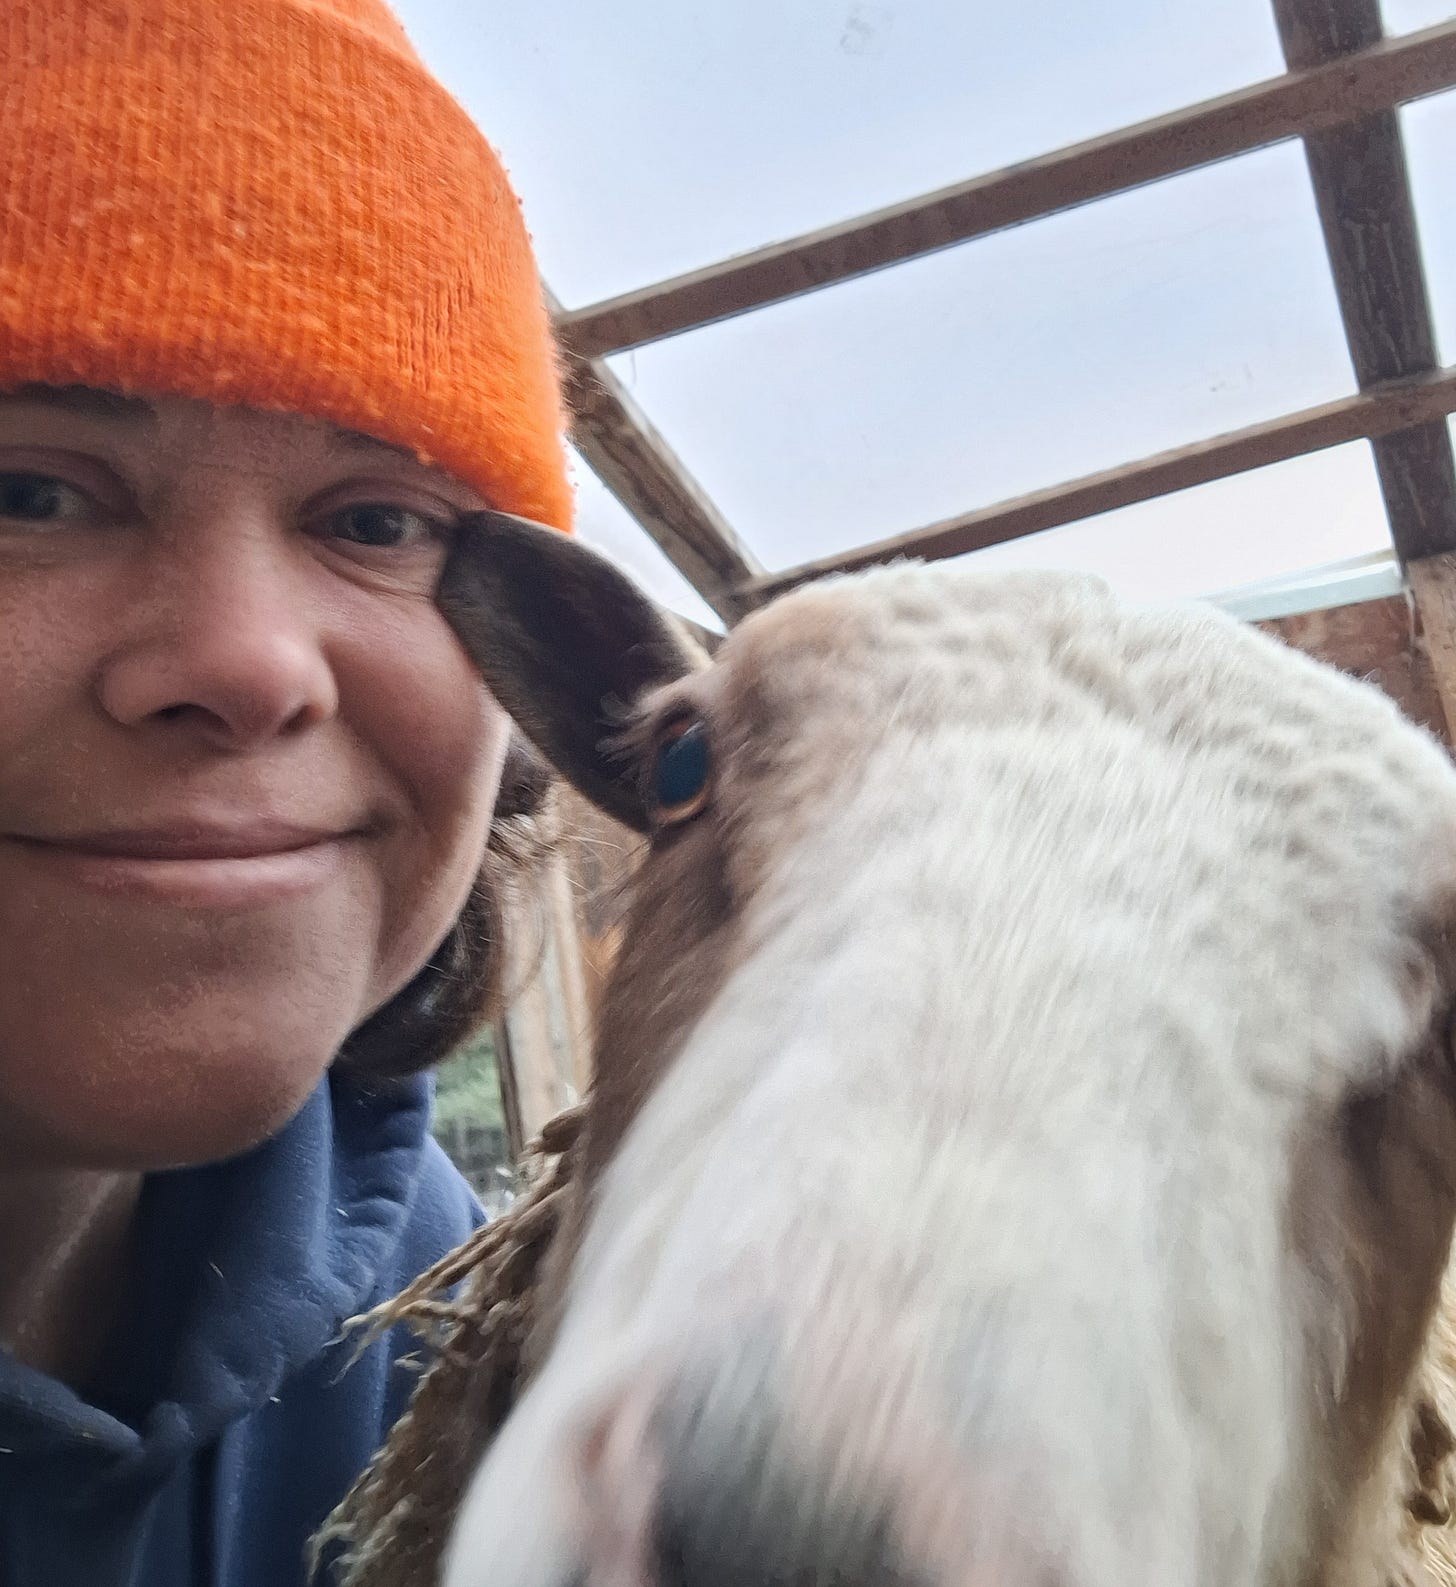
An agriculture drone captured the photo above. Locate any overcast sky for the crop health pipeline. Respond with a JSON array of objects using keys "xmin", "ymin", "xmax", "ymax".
[{"xmin": 392, "ymin": 0, "xmax": 1456, "ymax": 627}]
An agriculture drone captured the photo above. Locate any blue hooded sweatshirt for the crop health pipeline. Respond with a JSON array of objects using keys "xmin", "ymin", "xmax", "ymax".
[{"xmin": 0, "ymin": 1071, "xmax": 484, "ymax": 1586}]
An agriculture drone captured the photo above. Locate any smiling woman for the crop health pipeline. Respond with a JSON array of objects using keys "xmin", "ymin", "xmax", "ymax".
[
  {"xmin": 0, "ymin": 390, "xmax": 501, "ymax": 1116},
  {"xmin": 0, "ymin": 0, "xmax": 573, "ymax": 1582},
  {"xmin": 0, "ymin": 384, "xmax": 517, "ymax": 1183}
]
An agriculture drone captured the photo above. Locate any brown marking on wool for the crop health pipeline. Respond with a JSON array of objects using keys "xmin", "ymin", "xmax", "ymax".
[
  {"xmin": 581, "ymin": 823, "xmax": 736, "ymax": 1185},
  {"xmin": 1397, "ymin": 1270, "xmax": 1456, "ymax": 1586},
  {"xmin": 529, "ymin": 701, "xmax": 745, "ymax": 1364},
  {"xmin": 1288, "ymin": 983, "xmax": 1456, "ymax": 1586},
  {"xmin": 530, "ymin": 816, "xmax": 739, "ymax": 1363},
  {"xmin": 527, "ymin": 602, "xmax": 881, "ymax": 1351}
]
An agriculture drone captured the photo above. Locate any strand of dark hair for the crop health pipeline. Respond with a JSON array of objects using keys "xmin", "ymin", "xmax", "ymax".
[{"xmin": 336, "ymin": 734, "xmax": 558, "ymax": 1082}]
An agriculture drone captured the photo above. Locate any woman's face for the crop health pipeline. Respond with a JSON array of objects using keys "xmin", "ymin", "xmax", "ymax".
[{"xmin": 0, "ymin": 387, "xmax": 508, "ymax": 1169}]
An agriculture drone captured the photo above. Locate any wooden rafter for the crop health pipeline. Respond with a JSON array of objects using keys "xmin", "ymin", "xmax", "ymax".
[
  {"xmin": 556, "ymin": 334, "xmax": 761, "ymax": 627},
  {"xmin": 559, "ymin": 8, "xmax": 1456, "ymax": 631},
  {"xmin": 555, "ymin": 19, "xmax": 1456, "ymax": 359},
  {"xmin": 738, "ymin": 364, "xmax": 1456, "ymax": 607},
  {"xmin": 1271, "ymin": 0, "xmax": 1456, "ymax": 563}
]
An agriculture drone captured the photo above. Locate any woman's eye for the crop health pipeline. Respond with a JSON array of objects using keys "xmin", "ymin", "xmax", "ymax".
[
  {"xmin": 0, "ymin": 472, "xmax": 91, "ymax": 526},
  {"xmin": 322, "ymin": 503, "xmax": 449, "ymax": 550}
]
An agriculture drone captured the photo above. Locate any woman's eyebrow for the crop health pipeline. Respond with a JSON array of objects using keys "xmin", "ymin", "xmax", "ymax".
[
  {"xmin": 2, "ymin": 384, "xmax": 159, "ymax": 425},
  {"xmin": 327, "ymin": 424, "xmax": 417, "ymax": 462}
]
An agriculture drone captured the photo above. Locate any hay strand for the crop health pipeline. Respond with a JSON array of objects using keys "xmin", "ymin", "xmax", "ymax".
[{"xmin": 313, "ymin": 1104, "xmax": 586, "ymax": 1587}]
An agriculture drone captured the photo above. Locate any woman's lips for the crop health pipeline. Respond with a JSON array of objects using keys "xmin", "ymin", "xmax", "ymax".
[{"xmin": 6, "ymin": 822, "xmax": 362, "ymax": 908}]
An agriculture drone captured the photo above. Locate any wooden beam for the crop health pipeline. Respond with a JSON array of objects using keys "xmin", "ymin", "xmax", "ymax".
[
  {"xmin": 556, "ymin": 19, "xmax": 1456, "ymax": 358},
  {"xmin": 738, "ymin": 364, "xmax": 1456, "ymax": 607},
  {"xmin": 561, "ymin": 347, "xmax": 761, "ymax": 626},
  {"xmin": 1409, "ymin": 555, "xmax": 1456, "ymax": 744},
  {"xmin": 1272, "ymin": 0, "xmax": 1456, "ymax": 562}
]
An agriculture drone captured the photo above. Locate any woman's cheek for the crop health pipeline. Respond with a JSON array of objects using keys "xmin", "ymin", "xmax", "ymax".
[{"xmin": 344, "ymin": 622, "xmax": 509, "ymax": 1004}]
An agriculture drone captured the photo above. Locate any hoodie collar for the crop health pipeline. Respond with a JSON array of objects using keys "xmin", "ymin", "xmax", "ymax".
[{"xmin": 0, "ymin": 1070, "xmax": 431, "ymax": 1498}]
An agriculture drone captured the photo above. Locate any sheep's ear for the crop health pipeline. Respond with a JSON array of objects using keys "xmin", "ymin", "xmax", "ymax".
[{"xmin": 438, "ymin": 511, "xmax": 708, "ymax": 832}]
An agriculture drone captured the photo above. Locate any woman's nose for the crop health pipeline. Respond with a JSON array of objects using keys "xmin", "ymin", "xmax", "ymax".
[{"xmin": 95, "ymin": 524, "xmax": 339, "ymax": 748}]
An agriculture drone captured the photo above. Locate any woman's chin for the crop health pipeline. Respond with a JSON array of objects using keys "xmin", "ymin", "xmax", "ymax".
[
  {"xmin": 0, "ymin": 1028, "xmax": 353, "ymax": 1172},
  {"xmin": 131, "ymin": 1072, "xmax": 332, "ymax": 1171}
]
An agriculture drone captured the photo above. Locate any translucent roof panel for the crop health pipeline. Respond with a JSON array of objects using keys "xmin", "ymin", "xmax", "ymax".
[
  {"xmin": 568, "ymin": 451, "xmax": 722, "ymax": 632},
  {"xmin": 605, "ymin": 144, "xmax": 1354, "ymax": 574},
  {"xmin": 389, "ymin": 0, "xmax": 1284, "ymax": 308},
  {"xmin": 1401, "ymin": 88, "xmax": 1456, "ymax": 364},
  {"xmin": 945, "ymin": 442, "xmax": 1392, "ymax": 607},
  {"xmin": 1381, "ymin": 0, "xmax": 1456, "ymax": 33}
]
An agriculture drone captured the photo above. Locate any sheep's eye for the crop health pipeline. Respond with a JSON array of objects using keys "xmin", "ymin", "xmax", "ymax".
[{"xmin": 650, "ymin": 716, "xmax": 712, "ymax": 825}]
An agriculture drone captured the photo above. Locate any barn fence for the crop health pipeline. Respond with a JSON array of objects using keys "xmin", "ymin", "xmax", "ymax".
[{"xmin": 432, "ymin": 1118, "xmax": 517, "ymax": 1217}]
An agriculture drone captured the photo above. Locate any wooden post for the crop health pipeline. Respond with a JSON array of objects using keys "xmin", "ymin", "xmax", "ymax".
[
  {"xmin": 1408, "ymin": 556, "xmax": 1456, "ymax": 745},
  {"xmin": 1272, "ymin": 0, "xmax": 1456, "ymax": 563},
  {"xmin": 496, "ymin": 851, "xmax": 595, "ymax": 1148}
]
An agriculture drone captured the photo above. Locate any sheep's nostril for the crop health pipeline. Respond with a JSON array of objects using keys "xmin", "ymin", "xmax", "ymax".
[
  {"xmin": 651, "ymin": 1473, "xmax": 925, "ymax": 1587},
  {"xmin": 631, "ymin": 1366, "xmax": 930, "ymax": 1587},
  {"xmin": 569, "ymin": 1358, "xmax": 1075, "ymax": 1587}
]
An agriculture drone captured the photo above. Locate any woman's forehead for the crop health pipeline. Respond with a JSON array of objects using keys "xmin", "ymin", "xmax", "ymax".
[{"xmin": 0, "ymin": 384, "xmax": 457, "ymax": 483}]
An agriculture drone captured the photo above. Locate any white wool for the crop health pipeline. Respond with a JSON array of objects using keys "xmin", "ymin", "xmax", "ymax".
[{"xmin": 447, "ymin": 564, "xmax": 1456, "ymax": 1587}]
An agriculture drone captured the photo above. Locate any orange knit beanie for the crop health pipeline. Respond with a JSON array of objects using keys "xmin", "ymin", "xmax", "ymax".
[{"xmin": 0, "ymin": 0, "xmax": 572, "ymax": 531}]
